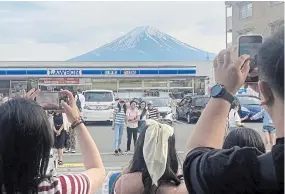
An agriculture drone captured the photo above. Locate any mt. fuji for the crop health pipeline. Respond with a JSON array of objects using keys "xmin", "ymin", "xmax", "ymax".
[{"xmin": 68, "ymin": 26, "xmax": 216, "ymax": 61}]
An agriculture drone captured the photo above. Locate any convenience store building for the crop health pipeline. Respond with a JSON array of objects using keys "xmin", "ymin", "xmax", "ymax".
[{"xmin": 0, "ymin": 61, "xmax": 214, "ymax": 98}]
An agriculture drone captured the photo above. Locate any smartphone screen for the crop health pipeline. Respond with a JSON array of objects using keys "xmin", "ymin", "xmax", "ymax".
[
  {"xmin": 238, "ymin": 35, "xmax": 262, "ymax": 83},
  {"xmin": 36, "ymin": 92, "xmax": 67, "ymax": 111}
]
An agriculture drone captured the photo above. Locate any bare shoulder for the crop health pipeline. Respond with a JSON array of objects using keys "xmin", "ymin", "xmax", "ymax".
[{"xmin": 158, "ymin": 182, "xmax": 188, "ymax": 194}]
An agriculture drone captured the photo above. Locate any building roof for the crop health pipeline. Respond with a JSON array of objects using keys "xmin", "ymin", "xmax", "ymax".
[
  {"xmin": 0, "ymin": 61, "xmax": 210, "ymax": 68},
  {"xmin": 0, "ymin": 61, "xmax": 214, "ymax": 78}
]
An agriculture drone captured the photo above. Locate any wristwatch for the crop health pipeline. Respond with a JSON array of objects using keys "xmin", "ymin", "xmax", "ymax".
[{"xmin": 210, "ymin": 84, "xmax": 235, "ymax": 104}]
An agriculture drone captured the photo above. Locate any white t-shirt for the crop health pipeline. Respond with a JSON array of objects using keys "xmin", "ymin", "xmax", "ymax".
[
  {"xmin": 78, "ymin": 93, "xmax": 86, "ymax": 108},
  {"xmin": 228, "ymin": 109, "xmax": 241, "ymax": 128},
  {"xmin": 139, "ymin": 109, "xmax": 148, "ymax": 121}
]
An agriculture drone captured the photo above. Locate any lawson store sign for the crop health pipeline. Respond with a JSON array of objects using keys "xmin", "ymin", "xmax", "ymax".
[{"xmin": 0, "ymin": 67, "xmax": 196, "ymax": 77}]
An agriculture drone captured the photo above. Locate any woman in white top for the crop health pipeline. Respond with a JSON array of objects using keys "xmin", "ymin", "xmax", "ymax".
[
  {"xmin": 139, "ymin": 101, "xmax": 148, "ymax": 121},
  {"xmin": 137, "ymin": 101, "xmax": 148, "ymax": 134},
  {"xmin": 228, "ymin": 101, "xmax": 248, "ymax": 129}
]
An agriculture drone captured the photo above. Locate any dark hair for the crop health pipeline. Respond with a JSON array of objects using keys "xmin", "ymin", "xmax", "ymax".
[
  {"xmin": 231, "ymin": 100, "xmax": 239, "ymax": 109},
  {"xmin": 139, "ymin": 101, "xmax": 147, "ymax": 109},
  {"xmin": 129, "ymin": 126, "xmax": 180, "ymax": 194},
  {"xmin": 223, "ymin": 127, "xmax": 266, "ymax": 153},
  {"xmin": 130, "ymin": 100, "xmax": 137, "ymax": 106},
  {"xmin": 257, "ymin": 26, "xmax": 284, "ymax": 99},
  {"xmin": 0, "ymin": 98, "xmax": 54, "ymax": 193},
  {"xmin": 117, "ymin": 102, "xmax": 127, "ymax": 114},
  {"xmin": 139, "ymin": 101, "xmax": 147, "ymax": 120}
]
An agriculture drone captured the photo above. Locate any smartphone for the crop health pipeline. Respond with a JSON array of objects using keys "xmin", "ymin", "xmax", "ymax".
[
  {"xmin": 36, "ymin": 92, "xmax": 67, "ymax": 111},
  {"xmin": 238, "ymin": 35, "xmax": 263, "ymax": 83}
]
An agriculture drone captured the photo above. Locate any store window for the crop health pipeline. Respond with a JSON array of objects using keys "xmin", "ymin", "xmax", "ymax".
[
  {"xmin": 117, "ymin": 90, "xmax": 143, "ymax": 99},
  {"xmin": 169, "ymin": 80, "xmax": 192, "ymax": 88},
  {"xmin": 0, "ymin": 80, "xmax": 10, "ymax": 98},
  {"xmin": 10, "ymin": 80, "xmax": 27, "ymax": 97},
  {"xmin": 27, "ymin": 79, "xmax": 39, "ymax": 91},
  {"xmin": 194, "ymin": 79, "xmax": 205, "ymax": 95},
  {"xmin": 144, "ymin": 80, "xmax": 168, "ymax": 88},
  {"xmin": 143, "ymin": 89, "xmax": 160, "ymax": 97},
  {"xmin": 239, "ymin": 2, "xmax": 252, "ymax": 19},
  {"xmin": 92, "ymin": 79, "xmax": 117, "ymax": 91},
  {"xmin": 0, "ymin": 80, "xmax": 10, "ymax": 89},
  {"xmin": 119, "ymin": 79, "xmax": 142, "ymax": 89}
]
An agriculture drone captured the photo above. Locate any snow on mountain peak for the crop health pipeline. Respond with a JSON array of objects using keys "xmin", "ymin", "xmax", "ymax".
[
  {"xmin": 101, "ymin": 26, "xmax": 200, "ymax": 52},
  {"xmin": 68, "ymin": 25, "xmax": 216, "ymax": 62},
  {"xmin": 101, "ymin": 26, "xmax": 164, "ymax": 50}
]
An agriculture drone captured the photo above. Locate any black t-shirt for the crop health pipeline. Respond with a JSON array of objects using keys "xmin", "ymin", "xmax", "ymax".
[
  {"xmin": 183, "ymin": 138, "xmax": 284, "ymax": 194},
  {"xmin": 53, "ymin": 113, "xmax": 63, "ymax": 130}
]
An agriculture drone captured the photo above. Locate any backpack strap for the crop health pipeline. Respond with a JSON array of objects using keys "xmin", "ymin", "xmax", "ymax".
[
  {"xmin": 109, "ymin": 173, "xmax": 122, "ymax": 194},
  {"xmin": 258, "ymin": 152, "xmax": 279, "ymax": 191}
]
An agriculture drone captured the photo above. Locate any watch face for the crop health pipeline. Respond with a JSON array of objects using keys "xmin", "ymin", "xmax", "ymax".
[{"xmin": 211, "ymin": 85, "xmax": 223, "ymax": 97}]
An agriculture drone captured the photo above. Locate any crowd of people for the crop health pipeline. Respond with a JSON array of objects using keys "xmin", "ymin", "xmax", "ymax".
[
  {"xmin": 0, "ymin": 27, "xmax": 283, "ymax": 194},
  {"xmin": 112, "ymin": 99, "xmax": 160, "ymax": 156}
]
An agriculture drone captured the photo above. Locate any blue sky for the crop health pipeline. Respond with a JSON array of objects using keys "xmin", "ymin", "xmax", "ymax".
[{"xmin": 0, "ymin": 1, "xmax": 226, "ymax": 61}]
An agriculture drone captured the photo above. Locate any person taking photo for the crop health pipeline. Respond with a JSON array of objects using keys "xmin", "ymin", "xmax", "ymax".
[
  {"xmin": 0, "ymin": 89, "xmax": 106, "ymax": 193},
  {"xmin": 183, "ymin": 27, "xmax": 284, "ymax": 193}
]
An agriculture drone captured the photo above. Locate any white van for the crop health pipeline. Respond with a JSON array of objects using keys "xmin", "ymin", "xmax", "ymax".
[{"xmin": 82, "ymin": 89, "xmax": 116, "ymax": 122}]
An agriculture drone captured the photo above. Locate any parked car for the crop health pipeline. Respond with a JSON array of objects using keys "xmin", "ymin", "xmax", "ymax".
[
  {"xmin": 235, "ymin": 95, "xmax": 263, "ymax": 122},
  {"xmin": 141, "ymin": 97, "xmax": 173, "ymax": 120},
  {"xmin": 161, "ymin": 96, "xmax": 171, "ymax": 106},
  {"xmin": 176, "ymin": 95, "xmax": 210, "ymax": 123}
]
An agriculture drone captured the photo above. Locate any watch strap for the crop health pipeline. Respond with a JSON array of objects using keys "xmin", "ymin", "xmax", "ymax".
[{"xmin": 222, "ymin": 91, "xmax": 235, "ymax": 104}]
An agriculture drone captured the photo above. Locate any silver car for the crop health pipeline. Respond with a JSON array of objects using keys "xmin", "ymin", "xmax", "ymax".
[{"xmin": 142, "ymin": 97, "xmax": 173, "ymax": 122}]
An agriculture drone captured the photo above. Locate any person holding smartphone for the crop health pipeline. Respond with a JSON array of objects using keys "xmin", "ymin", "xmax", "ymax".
[
  {"xmin": 0, "ymin": 89, "xmax": 106, "ymax": 193},
  {"xmin": 183, "ymin": 27, "xmax": 284, "ymax": 193}
]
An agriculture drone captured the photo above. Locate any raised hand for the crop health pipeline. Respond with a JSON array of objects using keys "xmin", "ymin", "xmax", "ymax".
[
  {"xmin": 25, "ymin": 88, "xmax": 40, "ymax": 100},
  {"xmin": 60, "ymin": 90, "xmax": 80, "ymax": 123},
  {"xmin": 213, "ymin": 47, "xmax": 251, "ymax": 94}
]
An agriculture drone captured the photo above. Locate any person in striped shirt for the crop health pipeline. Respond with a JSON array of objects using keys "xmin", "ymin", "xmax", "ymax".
[
  {"xmin": 112, "ymin": 99, "xmax": 127, "ymax": 155},
  {"xmin": 0, "ymin": 89, "xmax": 106, "ymax": 194},
  {"xmin": 147, "ymin": 101, "xmax": 160, "ymax": 120}
]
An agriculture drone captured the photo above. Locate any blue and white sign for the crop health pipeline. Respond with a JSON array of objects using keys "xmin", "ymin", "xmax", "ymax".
[
  {"xmin": 48, "ymin": 69, "xmax": 82, "ymax": 76},
  {"xmin": 0, "ymin": 67, "xmax": 196, "ymax": 78},
  {"xmin": 123, "ymin": 70, "xmax": 138, "ymax": 75},
  {"xmin": 103, "ymin": 70, "xmax": 119, "ymax": 75}
]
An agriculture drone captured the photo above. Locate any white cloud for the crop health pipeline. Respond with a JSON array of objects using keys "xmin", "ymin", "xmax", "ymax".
[{"xmin": 0, "ymin": 1, "xmax": 226, "ymax": 61}]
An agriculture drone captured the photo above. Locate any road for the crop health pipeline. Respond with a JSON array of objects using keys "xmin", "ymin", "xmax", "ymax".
[{"xmin": 55, "ymin": 121, "xmax": 263, "ymax": 193}]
